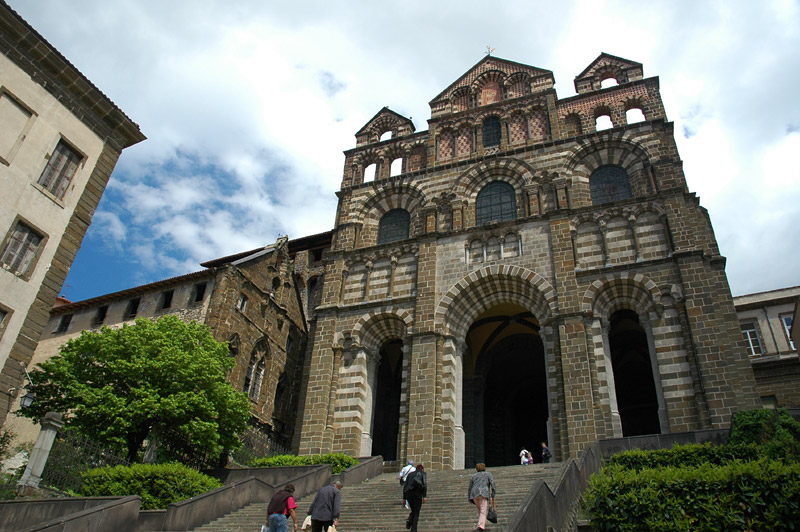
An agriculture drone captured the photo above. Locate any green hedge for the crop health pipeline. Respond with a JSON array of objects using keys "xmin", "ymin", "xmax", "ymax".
[
  {"xmin": 584, "ymin": 458, "xmax": 800, "ymax": 531},
  {"xmin": 250, "ymin": 453, "xmax": 358, "ymax": 474},
  {"xmin": 730, "ymin": 408, "xmax": 800, "ymax": 461},
  {"xmin": 605, "ymin": 442, "xmax": 761, "ymax": 471},
  {"xmin": 81, "ymin": 462, "xmax": 221, "ymax": 510}
]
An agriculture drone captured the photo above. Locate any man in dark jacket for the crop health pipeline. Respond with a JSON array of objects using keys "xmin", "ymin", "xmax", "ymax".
[
  {"xmin": 307, "ymin": 480, "xmax": 342, "ymax": 532},
  {"xmin": 403, "ymin": 464, "xmax": 427, "ymax": 532}
]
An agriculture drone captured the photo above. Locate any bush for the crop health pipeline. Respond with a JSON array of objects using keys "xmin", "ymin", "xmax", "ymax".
[
  {"xmin": 81, "ymin": 462, "xmax": 221, "ymax": 509},
  {"xmin": 605, "ymin": 442, "xmax": 761, "ymax": 471},
  {"xmin": 730, "ymin": 408, "xmax": 800, "ymax": 461},
  {"xmin": 0, "ymin": 429, "xmax": 15, "ymax": 459},
  {"xmin": 250, "ymin": 453, "xmax": 358, "ymax": 474},
  {"xmin": 584, "ymin": 458, "xmax": 800, "ymax": 531}
]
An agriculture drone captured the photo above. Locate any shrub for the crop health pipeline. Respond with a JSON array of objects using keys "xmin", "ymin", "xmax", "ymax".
[
  {"xmin": 605, "ymin": 442, "xmax": 761, "ymax": 471},
  {"xmin": 0, "ymin": 429, "xmax": 14, "ymax": 459},
  {"xmin": 81, "ymin": 462, "xmax": 221, "ymax": 510},
  {"xmin": 250, "ymin": 453, "xmax": 358, "ymax": 474},
  {"xmin": 584, "ymin": 458, "xmax": 800, "ymax": 531},
  {"xmin": 730, "ymin": 408, "xmax": 800, "ymax": 461}
]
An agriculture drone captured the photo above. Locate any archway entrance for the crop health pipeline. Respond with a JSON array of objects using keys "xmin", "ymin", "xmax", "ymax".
[
  {"xmin": 462, "ymin": 304, "xmax": 548, "ymax": 467},
  {"xmin": 609, "ymin": 309, "xmax": 661, "ymax": 436},
  {"xmin": 371, "ymin": 339, "xmax": 403, "ymax": 460}
]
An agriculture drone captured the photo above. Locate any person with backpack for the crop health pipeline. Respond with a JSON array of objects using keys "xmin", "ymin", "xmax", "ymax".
[{"xmin": 403, "ymin": 464, "xmax": 427, "ymax": 532}]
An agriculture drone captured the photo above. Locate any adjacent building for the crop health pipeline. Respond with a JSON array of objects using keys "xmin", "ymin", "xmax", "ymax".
[
  {"xmin": 4, "ymin": 233, "xmax": 330, "ymax": 451},
  {"xmin": 0, "ymin": 1, "xmax": 145, "ymax": 425},
  {"xmin": 734, "ymin": 286, "xmax": 800, "ymax": 409}
]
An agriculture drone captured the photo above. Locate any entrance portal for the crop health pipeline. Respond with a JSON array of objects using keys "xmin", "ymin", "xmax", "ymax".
[
  {"xmin": 609, "ymin": 309, "xmax": 661, "ymax": 436},
  {"xmin": 463, "ymin": 304, "xmax": 548, "ymax": 467},
  {"xmin": 371, "ymin": 339, "xmax": 403, "ymax": 460}
]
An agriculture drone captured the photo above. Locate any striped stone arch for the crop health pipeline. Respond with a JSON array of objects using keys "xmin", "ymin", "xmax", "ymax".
[
  {"xmin": 453, "ymin": 157, "xmax": 535, "ymax": 200},
  {"xmin": 472, "ymin": 69, "xmax": 507, "ymax": 92},
  {"xmin": 580, "ymin": 272, "xmax": 663, "ymax": 320},
  {"xmin": 355, "ymin": 182, "xmax": 428, "ymax": 221},
  {"xmin": 352, "ymin": 307, "xmax": 414, "ymax": 352},
  {"xmin": 564, "ymin": 135, "xmax": 652, "ymax": 181},
  {"xmin": 435, "ymin": 265, "xmax": 557, "ymax": 339}
]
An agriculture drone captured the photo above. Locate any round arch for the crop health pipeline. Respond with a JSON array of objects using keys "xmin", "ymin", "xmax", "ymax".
[{"xmin": 435, "ymin": 265, "xmax": 557, "ymax": 339}]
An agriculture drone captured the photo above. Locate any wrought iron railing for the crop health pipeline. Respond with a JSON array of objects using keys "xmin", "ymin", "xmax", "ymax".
[
  {"xmin": 40, "ymin": 429, "xmax": 131, "ymax": 493},
  {"xmin": 231, "ymin": 427, "xmax": 289, "ymax": 465}
]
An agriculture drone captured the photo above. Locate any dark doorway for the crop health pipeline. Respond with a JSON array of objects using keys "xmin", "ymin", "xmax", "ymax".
[
  {"xmin": 371, "ymin": 339, "xmax": 403, "ymax": 460},
  {"xmin": 463, "ymin": 305, "xmax": 549, "ymax": 468},
  {"xmin": 482, "ymin": 334, "xmax": 548, "ymax": 466},
  {"xmin": 609, "ymin": 309, "xmax": 661, "ymax": 436}
]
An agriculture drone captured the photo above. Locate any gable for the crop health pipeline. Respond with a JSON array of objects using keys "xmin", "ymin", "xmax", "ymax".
[
  {"xmin": 574, "ymin": 53, "xmax": 644, "ymax": 94},
  {"xmin": 429, "ymin": 56, "xmax": 554, "ymax": 118}
]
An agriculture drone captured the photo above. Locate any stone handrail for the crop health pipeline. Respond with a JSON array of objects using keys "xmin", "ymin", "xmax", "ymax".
[{"xmin": 0, "ymin": 496, "xmax": 141, "ymax": 532}]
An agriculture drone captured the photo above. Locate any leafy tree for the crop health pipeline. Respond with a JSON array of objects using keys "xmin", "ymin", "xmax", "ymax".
[{"xmin": 21, "ymin": 316, "xmax": 250, "ymax": 463}]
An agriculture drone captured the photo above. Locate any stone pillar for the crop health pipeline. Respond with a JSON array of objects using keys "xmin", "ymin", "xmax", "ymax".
[
  {"xmin": 18, "ymin": 412, "xmax": 63, "ymax": 491},
  {"xmin": 360, "ymin": 349, "xmax": 379, "ymax": 456},
  {"xmin": 405, "ymin": 333, "xmax": 437, "ymax": 465},
  {"xmin": 397, "ymin": 342, "xmax": 412, "ymax": 463},
  {"xmin": 560, "ymin": 316, "xmax": 599, "ymax": 455},
  {"xmin": 628, "ymin": 214, "xmax": 641, "ymax": 261}
]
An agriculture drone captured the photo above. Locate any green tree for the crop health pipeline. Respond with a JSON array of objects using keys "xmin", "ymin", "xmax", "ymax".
[{"xmin": 21, "ymin": 316, "xmax": 250, "ymax": 463}]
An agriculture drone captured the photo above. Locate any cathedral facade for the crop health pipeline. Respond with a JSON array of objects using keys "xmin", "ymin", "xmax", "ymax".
[{"xmin": 294, "ymin": 54, "xmax": 761, "ymax": 469}]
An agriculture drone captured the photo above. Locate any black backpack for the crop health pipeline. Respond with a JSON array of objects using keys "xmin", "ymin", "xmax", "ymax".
[{"xmin": 405, "ymin": 471, "xmax": 425, "ymax": 494}]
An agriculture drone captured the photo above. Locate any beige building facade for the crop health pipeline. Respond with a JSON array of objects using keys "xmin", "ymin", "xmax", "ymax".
[
  {"xmin": 294, "ymin": 54, "xmax": 761, "ymax": 469},
  {"xmin": 734, "ymin": 286, "xmax": 800, "ymax": 409},
  {"xmin": 0, "ymin": 2, "xmax": 145, "ymax": 425}
]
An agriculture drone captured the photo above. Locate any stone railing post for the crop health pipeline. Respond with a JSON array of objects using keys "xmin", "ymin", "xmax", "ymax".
[{"xmin": 18, "ymin": 412, "xmax": 63, "ymax": 492}]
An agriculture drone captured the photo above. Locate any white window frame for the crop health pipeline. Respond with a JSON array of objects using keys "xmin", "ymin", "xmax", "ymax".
[
  {"xmin": 740, "ymin": 321, "xmax": 763, "ymax": 356},
  {"xmin": 237, "ymin": 293, "xmax": 248, "ymax": 312},
  {"xmin": 780, "ymin": 314, "xmax": 795, "ymax": 351}
]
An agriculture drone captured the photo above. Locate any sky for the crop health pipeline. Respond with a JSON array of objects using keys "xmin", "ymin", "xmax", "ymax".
[{"xmin": 8, "ymin": 0, "xmax": 800, "ymax": 301}]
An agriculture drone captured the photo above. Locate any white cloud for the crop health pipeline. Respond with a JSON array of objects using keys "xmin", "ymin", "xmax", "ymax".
[{"xmin": 8, "ymin": 0, "xmax": 800, "ymax": 299}]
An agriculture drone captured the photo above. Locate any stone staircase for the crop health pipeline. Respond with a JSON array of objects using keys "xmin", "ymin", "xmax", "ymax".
[{"xmin": 192, "ymin": 463, "xmax": 564, "ymax": 532}]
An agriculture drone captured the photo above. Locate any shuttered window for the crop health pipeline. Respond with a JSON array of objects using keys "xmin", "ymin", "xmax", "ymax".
[
  {"xmin": 37, "ymin": 140, "xmax": 82, "ymax": 199},
  {"xmin": 1, "ymin": 221, "xmax": 43, "ymax": 275}
]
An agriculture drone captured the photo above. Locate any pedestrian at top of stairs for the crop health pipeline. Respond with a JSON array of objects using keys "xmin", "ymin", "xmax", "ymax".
[
  {"xmin": 403, "ymin": 464, "xmax": 427, "ymax": 532},
  {"xmin": 468, "ymin": 463, "xmax": 496, "ymax": 532},
  {"xmin": 541, "ymin": 442, "xmax": 552, "ymax": 464},
  {"xmin": 307, "ymin": 479, "xmax": 342, "ymax": 532}
]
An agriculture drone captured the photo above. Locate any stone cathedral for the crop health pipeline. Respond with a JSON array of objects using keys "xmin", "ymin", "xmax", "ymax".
[{"xmin": 293, "ymin": 53, "xmax": 760, "ymax": 470}]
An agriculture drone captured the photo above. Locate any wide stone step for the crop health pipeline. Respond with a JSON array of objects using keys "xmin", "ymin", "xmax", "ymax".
[{"xmin": 192, "ymin": 463, "xmax": 563, "ymax": 532}]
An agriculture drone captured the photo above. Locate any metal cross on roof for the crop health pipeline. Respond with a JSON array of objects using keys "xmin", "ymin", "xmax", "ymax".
[{"xmin": 485, "ymin": 46, "xmax": 495, "ymax": 56}]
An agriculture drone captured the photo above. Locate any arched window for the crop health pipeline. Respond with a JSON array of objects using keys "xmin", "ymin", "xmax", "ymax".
[
  {"xmin": 244, "ymin": 339, "xmax": 269, "ymax": 399},
  {"xmin": 626, "ymin": 108, "xmax": 646, "ymax": 124},
  {"xmin": 482, "ymin": 117, "xmax": 501, "ymax": 148},
  {"xmin": 363, "ymin": 163, "xmax": 377, "ymax": 183},
  {"xmin": 251, "ymin": 358, "xmax": 265, "ymax": 401},
  {"xmin": 243, "ymin": 353, "xmax": 257, "ymax": 394},
  {"xmin": 590, "ymin": 165, "xmax": 632, "ymax": 205},
  {"xmin": 476, "ymin": 181, "xmax": 517, "ymax": 226},
  {"xmin": 377, "ymin": 208, "xmax": 410, "ymax": 244}
]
